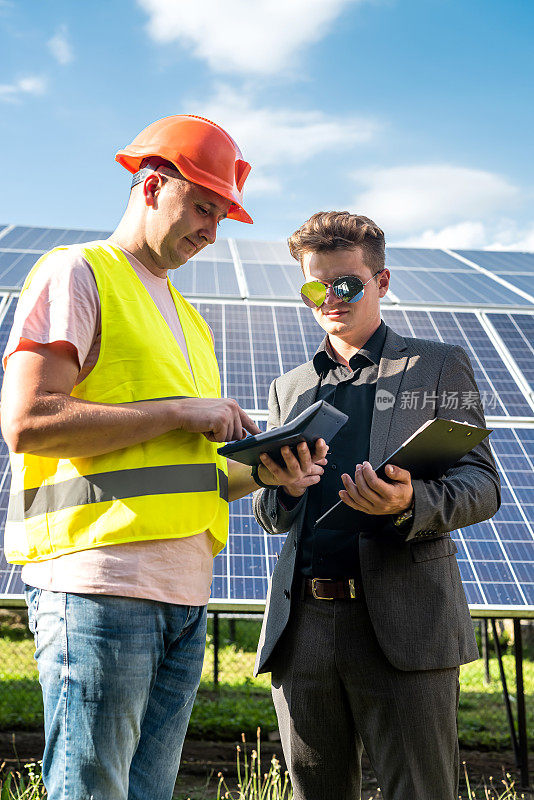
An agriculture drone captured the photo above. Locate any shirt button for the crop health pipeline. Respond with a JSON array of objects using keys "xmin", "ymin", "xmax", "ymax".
[
  {"xmin": 284, "ymin": 589, "xmax": 290, "ymax": 599},
  {"xmin": 331, "ymin": 463, "xmax": 338, "ymax": 471}
]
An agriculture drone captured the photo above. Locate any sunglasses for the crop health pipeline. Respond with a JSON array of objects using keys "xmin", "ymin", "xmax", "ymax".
[{"xmin": 300, "ymin": 271, "xmax": 383, "ymax": 309}]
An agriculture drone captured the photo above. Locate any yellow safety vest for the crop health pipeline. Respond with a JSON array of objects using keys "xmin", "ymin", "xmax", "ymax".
[{"xmin": 5, "ymin": 242, "xmax": 229, "ymax": 564}]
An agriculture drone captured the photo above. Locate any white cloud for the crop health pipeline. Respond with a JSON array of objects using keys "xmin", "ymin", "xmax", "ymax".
[
  {"xmin": 394, "ymin": 222, "xmax": 487, "ymax": 249},
  {"xmin": 351, "ymin": 164, "xmax": 518, "ymax": 237},
  {"xmin": 393, "ymin": 220, "xmax": 534, "ymax": 251},
  {"xmin": 485, "ymin": 223, "xmax": 534, "ymax": 252},
  {"xmin": 0, "ymin": 75, "xmax": 47, "ymax": 102},
  {"xmin": 138, "ymin": 0, "xmax": 361, "ymax": 75},
  {"xmin": 47, "ymin": 25, "xmax": 73, "ymax": 65},
  {"xmin": 193, "ymin": 85, "xmax": 379, "ymax": 195}
]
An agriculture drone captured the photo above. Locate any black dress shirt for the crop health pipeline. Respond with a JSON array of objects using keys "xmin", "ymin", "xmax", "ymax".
[{"xmin": 296, "ymin": 321, "xmax": 387, "ymax": 579}]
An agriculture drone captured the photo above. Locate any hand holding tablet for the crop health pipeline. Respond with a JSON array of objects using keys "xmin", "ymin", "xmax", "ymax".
[{"xmin": 218, "ymin": 400, "xmax": 348, "ymax": 467}]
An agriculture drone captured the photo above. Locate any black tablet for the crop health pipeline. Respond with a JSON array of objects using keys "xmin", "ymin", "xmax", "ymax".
[{"xmin": 218, "ymin": 400, "xmax": 348, "ymax": 467}]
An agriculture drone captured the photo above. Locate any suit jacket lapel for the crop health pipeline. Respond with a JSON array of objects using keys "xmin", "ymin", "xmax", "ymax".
[{"xmin": 369, "ymin": 326, "xmax": 409, "ymax": 467}]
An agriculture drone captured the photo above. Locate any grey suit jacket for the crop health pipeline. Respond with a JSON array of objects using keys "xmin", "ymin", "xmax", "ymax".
[{"xmin": 253, "ymin": 326, "xmax": 500, "ymax": 675}]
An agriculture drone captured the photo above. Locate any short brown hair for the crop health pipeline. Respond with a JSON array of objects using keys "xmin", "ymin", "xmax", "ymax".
[{"xmin": 288, "ymin": 211, "xmax": 386, "ymax": 274}]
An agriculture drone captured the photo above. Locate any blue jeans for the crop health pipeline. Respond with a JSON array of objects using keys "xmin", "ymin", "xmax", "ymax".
[{"xmin": 25, "ymin": 585, "xmax": 207, "ymax": 800}]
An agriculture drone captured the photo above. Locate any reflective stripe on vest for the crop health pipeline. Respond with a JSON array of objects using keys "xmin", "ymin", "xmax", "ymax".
[{"xmin": 10, "ymin": 465, "xmax": 229, "ymax": 520}]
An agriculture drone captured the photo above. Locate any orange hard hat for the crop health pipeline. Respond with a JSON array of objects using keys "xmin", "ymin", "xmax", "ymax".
[{"xmin": 115, "ymin": 115, "xmax": 253, "ymax": 224}]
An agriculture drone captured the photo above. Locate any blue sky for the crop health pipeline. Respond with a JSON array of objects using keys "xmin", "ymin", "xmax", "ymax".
[{"xmin": 1, "ymin": 0, "xmax": 533, "ymax": 248}]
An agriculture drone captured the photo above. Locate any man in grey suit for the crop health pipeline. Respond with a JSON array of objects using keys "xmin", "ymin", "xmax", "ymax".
[{"xmin": 252, "ymin": 211, "xmax": 500, "ymax": 800}]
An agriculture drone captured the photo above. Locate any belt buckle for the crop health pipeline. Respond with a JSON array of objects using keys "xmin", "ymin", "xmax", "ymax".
[{"xmin": 311, "ymin": 577, "xmax": 334, "ymax": 600}]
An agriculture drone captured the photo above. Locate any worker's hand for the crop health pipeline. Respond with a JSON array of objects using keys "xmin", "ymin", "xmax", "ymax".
[
  {"xmin": 339, "ymin": 461, "xmax": 413, "ymax": 515},
  {"xmin": 174, "ymin": 398, "xmax": 261, "ymax": 443},
  {"xmin": 257, "ymin": 439, "xmax": 329, "ymax": 498}
]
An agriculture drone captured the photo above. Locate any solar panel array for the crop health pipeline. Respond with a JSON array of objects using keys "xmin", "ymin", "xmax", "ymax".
[{"xmin": 0, "ymin": 226, "xmax": 533, "ymax": 614}]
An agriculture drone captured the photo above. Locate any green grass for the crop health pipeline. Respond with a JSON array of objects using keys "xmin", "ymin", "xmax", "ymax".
[{"xmin": 1, "ymin": 615, "xmax": 533, "ymax": 751}]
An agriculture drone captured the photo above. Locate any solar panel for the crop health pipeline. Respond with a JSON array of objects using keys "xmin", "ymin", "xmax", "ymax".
[
  {"xmin": 381, "ymin": 310, "xmax": 533, "ymax": 418},
  {"xmin": 194, "ymin": 303, "xmax": 225, "ymax": 393},
  {"xmin": 387, "ymin": 248, "xmax": 471, "ymax": 270},
  {"xmin": 235, "ymin": 239, "xmax": 293, "ymax": 264},
  {"xmin": 0, "ymin": 226, "xmax": 112, "ymax": 250},
  {"xmin": 170, "ymin": 259, "xmax": 240, "ymax": 297},
  {"xmin": 242, "ymin": 261, "xmax": 301, "ymax": 298},
  {"xmin": 497, "ymin": 274, "xmax": 534, "ymax": 299},
  {"xmin": 455, "ymin": 427, "xmax": 534, "ymax": 608},
  {"xmin": 388, "ymin": 269, "xmax": 533, "ymax": 306},
  {"xmin": 487, "ymin": 313, "xmax": 534, "ymax": 394},
  {"xmin": 454, "ymin": 250, "xmax": 534, "ymax": 273},
  {"xmin": 223, "ymin": 304, "xmax": 256, "ymax": 409},
  {"xmin": 274, "ymin": 306, "xmax": 308, "ymax": 371},
  {"xmin": 0, "ymin": 252, "xmax": 40, "ymax": 288},
  {"xmin": 298, "ymin": 307, "xmax": 327, "ymax": 356},
  {"xmin": 248, "ymin": 306, "xmax": 283, "ymax": 409},
  {"xmin": 193, "ymin": 240, "xmax": 232, "ymax": 260}
]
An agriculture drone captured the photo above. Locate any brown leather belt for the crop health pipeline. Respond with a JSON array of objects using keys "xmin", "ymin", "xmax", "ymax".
[{"xmin": 304, "ymin": 577, "xmax": 363, "ymax": 601}]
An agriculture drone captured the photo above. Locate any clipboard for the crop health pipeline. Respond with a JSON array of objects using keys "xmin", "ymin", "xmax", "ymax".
[
  {"xmin": 218, "ymin": 400, "xmax": 348, "ymax": 468},
  {"xmin": 315, "ymin": 417, "xmax": 492, "ymax": 531}
]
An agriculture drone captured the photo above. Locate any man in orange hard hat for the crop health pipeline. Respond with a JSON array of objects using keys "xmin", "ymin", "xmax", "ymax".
[{"xmin": 1, "ymin": 115, "xmax": 328, "ymax": 800}]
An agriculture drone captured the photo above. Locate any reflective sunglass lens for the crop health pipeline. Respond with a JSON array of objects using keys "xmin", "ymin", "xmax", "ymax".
[
  {"xmin": 333, "ymin": 276, "xmax": 364, "ymax": 302},
  {"xmin": 300, "ymin": 281, "xmax": 327, "ymax": 308},
  {"xmin": 347, "ymin": 289, "xmax": 364, "ymax": 303}
]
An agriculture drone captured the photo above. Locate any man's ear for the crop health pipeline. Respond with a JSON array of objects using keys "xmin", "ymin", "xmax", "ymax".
[
  {"xmin": 143, "ymin": 172, "xmax": 163, "ymax": 208},
  {"xmin": 378, "ymin": 269, "xmax": 390, "ymax": 297}
]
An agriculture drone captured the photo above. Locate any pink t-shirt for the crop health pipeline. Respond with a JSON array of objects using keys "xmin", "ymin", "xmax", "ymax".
[{"xmin": 3, "ymin": 242, "xmax": 216, "ymax": 606}]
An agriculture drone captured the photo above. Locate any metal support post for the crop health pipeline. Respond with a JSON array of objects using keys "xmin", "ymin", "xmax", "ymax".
[
  {"xmin": 481, "ymin": 619, "xmax": 491, "ymax": 685},
  {"xmin": 213, "ymin": 612, "xmax": 219, "ymax": 689},
  {"xmin": 513, "ymin": 619, "xmax": 529, "ymax": 789},
  {"xmin": 491, "ymin": 618, "xmax": 520, "ymax": 766}
]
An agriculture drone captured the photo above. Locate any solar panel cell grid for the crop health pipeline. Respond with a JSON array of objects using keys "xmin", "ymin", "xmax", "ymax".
[
  {"xmin": 235, "ymin": 240, "xmax": 293, "ymax": 264},
  {"xmin": 0, "ymin": 252, "xmax": 40, "ymax": 287},
  {"xmin": 242, "ymin": 262, "xmax": 299, "ymax": 298},
  {"xmin": 224, "ymin": 305, "xmax": 256, "ymax": 409},
  {"xmin": 455, "ymin": 250, "xmax": 534, "ymax": 273},
  {"xmin": 228, "ymin": 498, "xmax": 268, "ymax": 600},
  {"xmin": 389, "ymin": 270, "xmax": 532, "ymax": 306},
  {"xmin": 249, "ymin": 306, "xmax": 282, "ymax": 409},
  {"xmin": 498, "ymin": 274, "xmax": 534, "ymax": 299},
  {"xmin": 192, "ymin": 240, "xmax": 232, "ymax": 260},
  {"xmin": 384, "ymin": 309, "xmax": 532, "ymax": 417},
  {"xmin": 386, "ymin": 248, "xmax": 471, "ymax": 270},
  {"xmin": 274, "ymin": 306, "xmax": 308, "ymax": 372},
  {"xmin": 455, "ymin": 427, "xmax": 534, "ymax": 607},
  {"xmin": 171, "ymin": 260, "xmax": 240, "ymax": 296},
  {"xmin": 298, "ymin": 308, "xmax": 326, "ymax": 358},
  {"xmin": 0, "ymin": 226, "xmax": 111, "ymax": 250}
]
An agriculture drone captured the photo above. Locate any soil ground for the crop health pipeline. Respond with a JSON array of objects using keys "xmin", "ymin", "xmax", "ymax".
[{"xmin": 1, "ymin": 730, "xmax": 533, "ymax": 799}]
